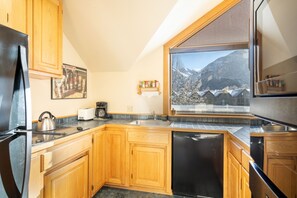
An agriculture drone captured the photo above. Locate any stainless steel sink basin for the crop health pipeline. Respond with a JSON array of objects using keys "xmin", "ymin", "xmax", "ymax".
[
  {"xmin": 261, "ymin": 125, "xmax": 287, "ymax": 132},
  {"xmin": 129, "ymin": 120, "xmax": 171, "ymax": 127}
]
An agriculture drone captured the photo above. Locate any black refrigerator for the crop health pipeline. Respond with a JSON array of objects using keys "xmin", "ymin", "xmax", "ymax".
[{"xmin": 0, "ymin": 24, "xmax": 32, "ymax": 198}]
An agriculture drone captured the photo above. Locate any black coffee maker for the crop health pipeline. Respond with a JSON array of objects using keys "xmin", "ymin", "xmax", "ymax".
[{"xmin": 95, "ymin": 102, "xmax": 108, "ymax": 118}]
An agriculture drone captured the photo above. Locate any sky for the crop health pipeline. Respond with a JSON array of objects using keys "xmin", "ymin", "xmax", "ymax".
[{"xmin": 173, "ymin": 50, "xmax": 235, "ymax": 70}]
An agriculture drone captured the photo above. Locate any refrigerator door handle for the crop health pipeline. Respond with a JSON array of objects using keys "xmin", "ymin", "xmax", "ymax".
[
  {"xmin": 19, "ymin": 45, "xmax": 32, "ymax": 131},
  {"xmin": 0, "ymin": 133, "xmax": 22, "ymax": 197},
  {"xmin": 17, "ymin": 131, "xmax": 32, "ymax": 198},
  {"xmin": 18, "ymin": 45, "xmax": 32, "ymax": 198}
]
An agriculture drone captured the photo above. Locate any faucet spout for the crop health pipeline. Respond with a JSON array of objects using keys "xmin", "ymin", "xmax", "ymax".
[{"xmin": 152, "ymin": 111, "xmax": 157, "ymax": 120}]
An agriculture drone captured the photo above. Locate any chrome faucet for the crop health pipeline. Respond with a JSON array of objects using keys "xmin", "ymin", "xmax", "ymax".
[{"xmin": 152, "ymin": 111, "xmax": 157, "ymax": 120}]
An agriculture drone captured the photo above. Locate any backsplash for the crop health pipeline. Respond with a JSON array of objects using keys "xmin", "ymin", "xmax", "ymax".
[
  {"xmin": 168, "ymin": 116, "xmax": 265, "ymax": 126},
  {"xmin": 32, "ymin": 113, "xmax": 265, "ymax": 129}
]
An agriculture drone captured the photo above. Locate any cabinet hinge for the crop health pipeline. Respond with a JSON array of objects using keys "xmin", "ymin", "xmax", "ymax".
[
  {"xmin": 6, "ymin": 13, "xmax": 9, "ymax": 23},
  {"xmin": 131, "ymin": 174, "xmax": 133, "ymax": 179},
  {"xmin": 92, "ymin": 138, "xmax": 94, "ymax": 144},
  {"xmin": 91, "ymin": 185, "xmax": 94, "ymax": 190},
  {"xmin": 131, "ymin": 150, "xmax": 133, "ymax": 155}
]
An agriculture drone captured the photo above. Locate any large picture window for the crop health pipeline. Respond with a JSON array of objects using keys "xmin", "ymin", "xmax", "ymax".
[{"xmin": 171, "ymin": 48, "xmax": 250, "ymax": 114}]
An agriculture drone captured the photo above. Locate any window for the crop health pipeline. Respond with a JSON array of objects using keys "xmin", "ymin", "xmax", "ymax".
[{"xmin": 170, "ymin": 48, "xmax": 250, "ymax": 114}]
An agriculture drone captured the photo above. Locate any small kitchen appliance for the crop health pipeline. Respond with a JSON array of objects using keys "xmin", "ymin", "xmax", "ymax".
[
  {"xmin": 95, "ymin": 102, "xmax": 108, "ymax": 118},
  {"xmin": 78, "ymin": 108, "xmax": 95, "ymax": 121},
  {"xmin": 37, "ymin": 111, "xmax": 56, "ymax": 131}
]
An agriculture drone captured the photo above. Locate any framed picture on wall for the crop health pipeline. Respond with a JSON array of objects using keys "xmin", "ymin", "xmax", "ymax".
[{"xmin": 51, "ymin": 64, "xmax": 87, "ymax": 99}]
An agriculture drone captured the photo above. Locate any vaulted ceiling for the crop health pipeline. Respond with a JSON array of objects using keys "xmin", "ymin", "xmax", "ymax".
[{"xmin": 63, "ymin": 0, "xmax": 223, "ymax": 72}]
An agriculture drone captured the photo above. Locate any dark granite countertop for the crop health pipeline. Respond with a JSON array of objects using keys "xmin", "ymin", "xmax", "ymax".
[{"xmin": 32, "ymin": 119, "xmax": 263, "ymax": 147}]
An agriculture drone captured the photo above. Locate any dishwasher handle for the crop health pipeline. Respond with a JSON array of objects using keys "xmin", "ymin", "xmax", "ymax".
[{"xmin": 184, "ymin": 133, "xmax": 222, "ymax": 141}]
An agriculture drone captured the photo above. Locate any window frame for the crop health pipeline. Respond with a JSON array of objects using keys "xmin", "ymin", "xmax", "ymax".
[
  {"xmin": 162, "ymin": 0, "xmax": 255, "ymax": 119},
  {"xmin": 169, "ymin": 44, "xmax": 250, "ymax": 115}
]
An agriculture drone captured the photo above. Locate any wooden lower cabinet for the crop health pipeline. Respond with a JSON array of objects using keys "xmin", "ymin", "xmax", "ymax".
[
  {"xmin": 241, "ymin": 166, "xmax": 251, "ymax": 198},
  {"xmin": 92, "ymin": 129, "xmax": 106, "ymax": 195},
  {"xmin": 267, "ymin": 157, "xmax": 296, "ymax": 198},
  {"xmin": 44, "ymin": 155, "xmax": 89, "ymax": 198},
  {"xmin": 227, "ymin": 152, "xmax": 241, "ymax": 198},
  {"xmin": 29, "ymin": 151, "xmax": 44, "ymax": 198},
  {"xmin": 264, "ymin": 137, "xmax": 297, "ymax": 198},
  {"xmin": 105, "ymin": 128, "xmax": 127, "ymax": 186},
  {"xmin": 227, "ymin": 138, "xmax": 252, "ymax": 198},
  {"xmin": 130, "ymin": 144, "xmax": 166, "ymax": 190}
]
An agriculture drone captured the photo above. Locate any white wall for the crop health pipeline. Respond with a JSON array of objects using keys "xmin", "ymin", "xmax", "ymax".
[
  {"xmin": 30, "ymin": 34, "xmax": 96, "ymax": 120},
  {"xmin": 91, "ymin": 46, "xmax": 164, "ymax": 114}
]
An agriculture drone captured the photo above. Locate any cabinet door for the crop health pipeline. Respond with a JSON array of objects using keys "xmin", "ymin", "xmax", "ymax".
[
  {"xmin": 267, "ymin": 158, "xmax": 296, "ymax": 198},
  {"xmin": 0, "ymin": 0, "xmax": 11, "ymax": 26},
  {"xmin": 44, "ymin": 155, "xmax": 89, "ymax": 198},
  {"xmin": 29, "ymin": 152, "xmax": 44, "ymax": 198},
  {"xmin": 106, "ymin": 129, "xmax": 126, "ymax": 186},
  {"xmin": 92, "ymin": 130, "xmax": 105, "ymax": 195},
  {"xmin": 32, "ymin": 0, "xmax": 62, "ymax": 75},
  {"xmin": 10, "ymin": 0, "xmax": 30, "ymax": 33},
  {"xmin": 241, "ymin": 167, "xmax": 251, "ymax": 198},
  {"xmin": 227, "ymin": 152, "xmax": 241, "ymax": 198},
  {"xmin": 130, "ymin": 144, "xmax": 166, "ymax": 190}
]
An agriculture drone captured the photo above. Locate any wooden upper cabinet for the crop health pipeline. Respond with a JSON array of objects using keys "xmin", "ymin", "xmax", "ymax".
[
  {"xmin": 10, "ymin": 0, "xmax": 30, "ymax": 33},
  {"xmin": 31, "ymin": 0, "xmax": 62, "ymax": 76},
  {"xmin": 0, "ymin": 0, "xmax": 9, "ymax": 26},
  {"xmin": 0, "ymin": 0, "xmax": 29, "ymax": 33}
]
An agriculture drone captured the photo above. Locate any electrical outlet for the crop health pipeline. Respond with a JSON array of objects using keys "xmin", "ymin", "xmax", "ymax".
[{"xmin": 127, "ymin": 105, "xmax": 133, "ymax": 112}]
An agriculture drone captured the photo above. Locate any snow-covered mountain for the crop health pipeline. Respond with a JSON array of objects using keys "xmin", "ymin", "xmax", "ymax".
[{"xmin": 172, "ymin": 50, "xmax": 250, "ymax": 104}]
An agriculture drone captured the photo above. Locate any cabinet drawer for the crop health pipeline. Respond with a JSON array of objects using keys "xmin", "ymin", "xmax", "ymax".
[
  {"xmin": 266, "ymin": 141, "xmax": 297, "ymax": 154},
  {"xmin": 128, "ymin": 131, "xmax": 169, "ymax": 144},
  {"xmin": 42, "ymin": 135, "xmax": 92, "ymax": 170},
  {"xmin": 241, "ymin": 150, "xmax": 252, "ymax": 172},
  {"xmin": 229, "ymin": 140, "xmax": 242, "ymax": 162}
]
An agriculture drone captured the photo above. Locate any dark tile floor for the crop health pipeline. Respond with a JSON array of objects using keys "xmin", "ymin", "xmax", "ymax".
[{"xmin": 94, "ymin": 186, "xmax": 190, "ymax": 198}]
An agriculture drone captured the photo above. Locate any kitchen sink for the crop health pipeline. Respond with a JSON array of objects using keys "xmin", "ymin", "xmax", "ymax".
[{"xmin": 129, "ymin": 120, "xmax": 171, "ymax": 127}]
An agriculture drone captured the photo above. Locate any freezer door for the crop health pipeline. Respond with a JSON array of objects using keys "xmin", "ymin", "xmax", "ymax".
[{"xmin": 0, "ymin": 131, "xmax": 32, "ymax": 198}]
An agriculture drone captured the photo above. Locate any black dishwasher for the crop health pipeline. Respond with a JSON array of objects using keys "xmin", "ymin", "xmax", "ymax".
[{"xmin": 172, "ymin": 132, "xmax": 223, "ymax": 198}]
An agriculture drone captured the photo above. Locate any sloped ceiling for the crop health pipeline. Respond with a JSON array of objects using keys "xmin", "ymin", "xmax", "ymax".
[{"xmin": 63, "ymin": 0, "xmax": 223, "ymax": 72}]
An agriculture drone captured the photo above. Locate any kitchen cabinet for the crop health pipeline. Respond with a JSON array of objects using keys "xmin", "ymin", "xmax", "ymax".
[
  {"xmin": 227, "ymin": 138, "xmax": 252, "ymax": 198},
  {"xmin": 41, "ymin": 134, "xmax": 92, "ymax": 197},
  {"xmin": 130, "ymin": 144, "xmax": 166, "ymax": 189},
  {"xmin": 265, "ymin": 138, "xmax": 297, "ymax": 198},
  {"xmin": 267, "ymin": 158, "xmax": 296, "ymax": 198},
  {"xmin": 105, "ymin": 127, "xmax": 127, "ymax": 186},
  {"xmin": 92, "ymin": 129, "xmax": 106, "ymax": 195},
  {"xmin": 241, "ymin": 166, "xmax": 251, "ymax": 198},
  {"xmin": 0, "ymin": 0, "xmax": 29, "ymax": 33},
  {"xmin": 10, "ymin": 0, "xmax": 30, "ymax": 33},
  {"xmin": 30, "ymin": 0, "xmax": 63, "ymax": 77},
  {"xmin": 127, "ymin": 129, "xmax": 171, "ymax": 194},
  {"xmin": 44, "ymin": 155, "xmax": 89, "ymax": 198},
  {"xmin": 227, "ymin": 152, "xmax": 241, "ymax": 198},
  {"xmin": 29, "ymin": 151, "xmax": 44, "ymax": 198}
]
